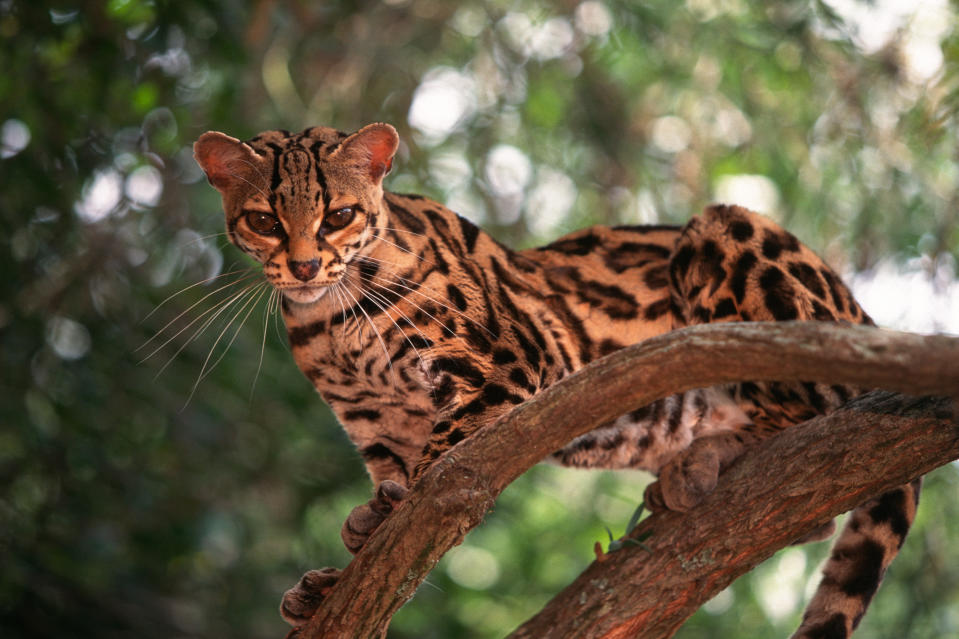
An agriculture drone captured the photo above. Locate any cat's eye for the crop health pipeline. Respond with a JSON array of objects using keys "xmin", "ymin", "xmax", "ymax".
[
  {"xmin": 324, "ymin": 207, "xmax": 356, "ymax": 231},
  {"xmin": 245, "ymin": 211, "xmax": 282, "ymax": 236}
]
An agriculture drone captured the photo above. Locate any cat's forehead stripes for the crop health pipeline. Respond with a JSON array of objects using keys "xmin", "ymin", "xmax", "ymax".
[
  {"xmin": 246, "ymin": 127, "xmax": 348, "ymax": 158},
  {"xmin": 244, "ymin": 128, "xmax": 349, "ymax": 218}
]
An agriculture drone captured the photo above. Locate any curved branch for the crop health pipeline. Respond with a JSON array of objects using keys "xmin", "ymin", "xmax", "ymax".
[
  {"xmin": 292, "ymin": 322, "xmax": 959, "ymax": 638},
  {"xmin": 508, "ymin": 392, "xmax": 958, "ymax": 638}
]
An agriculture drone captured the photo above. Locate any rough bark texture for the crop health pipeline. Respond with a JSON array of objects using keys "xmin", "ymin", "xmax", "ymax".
[
  {"xmin": 290, "ymin": 322, "xmax": 959, "ymax": 639},
  {"xmin": 508, "ymin": 392, "xmax": 958, "ymax": 638}
]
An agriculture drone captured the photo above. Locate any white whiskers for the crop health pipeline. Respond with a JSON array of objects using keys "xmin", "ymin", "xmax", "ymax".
[
  {"xmin": 354, "ymin": 254, "xmax": 494, "ymax": 338},
  {"xmin": 140, "ymin": 267, "xmax": 282, "ymax": 407}
]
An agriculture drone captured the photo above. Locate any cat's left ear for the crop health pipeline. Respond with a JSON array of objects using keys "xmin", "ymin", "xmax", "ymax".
[
  {"xmin": 194, "ymin": 131, "xmax": 260, "ymax": 193},
  {"xmin": 333, "ymin": 123, "xmax": 399, "ymax": 183}
]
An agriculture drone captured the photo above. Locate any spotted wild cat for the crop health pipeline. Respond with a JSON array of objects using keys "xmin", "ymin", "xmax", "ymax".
[{"xmin": 193, "ymin": 123, "xmax": 921, "ymax": 638}]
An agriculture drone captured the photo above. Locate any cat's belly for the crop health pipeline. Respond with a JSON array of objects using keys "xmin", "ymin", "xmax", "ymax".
[{"xmin": 548, "ymin": 387, "xmax": 752, "ymax": 473}]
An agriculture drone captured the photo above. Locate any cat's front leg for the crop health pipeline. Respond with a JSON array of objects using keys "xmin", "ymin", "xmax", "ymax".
[
  {"xmin": 338, "ymin": 382, "xmax": 524, "ymax": 555},
  {"xmin": 411, "ymin": 378, "xmax": 532, "ymax": 482},
  {"xmin": 278, "ymin": 481, "xmax": 409, "ymax": 627}
]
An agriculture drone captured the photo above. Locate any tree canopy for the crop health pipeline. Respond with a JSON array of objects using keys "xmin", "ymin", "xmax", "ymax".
[{"xmin": 1, "ymin": 1, "xmax": 957, "ymax": 638}]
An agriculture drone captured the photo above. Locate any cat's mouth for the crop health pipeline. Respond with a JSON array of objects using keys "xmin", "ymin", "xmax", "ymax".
[{"xmin": 280, "ymin": 284, "xmax": 330, "ymax": 304}]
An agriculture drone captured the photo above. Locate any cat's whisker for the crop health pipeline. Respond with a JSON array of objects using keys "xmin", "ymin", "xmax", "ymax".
[
  {"xmin": 356, "ymin": 286, "xmax": 426, "ymax": 371},
  {"xmin": 353, "ymin": 256, "xmax": 494, "ymax": 337},
  {"xmin": 360, "ymin": 283, "xmax": 433, "ymax": 345},
  {"xmin": 330, "ymin": 281, "xmax": 350, "ymax": 331},
  {"xmin": 140, "ymin": 267, "xmax": 258, "ymax": 325},
  {"xmin": 231, "ymin": 157, "xmax": 271, "ymax": 194},
  {"xmin": 353, "ymin": 274, "xmax": 431, "ymax": 373},
  {"xmin": 330, "ymin": 282, "xmax": 356, "ymax": 335},
  {"xmin": 338, "ymin": 278, "xmax": 399, "ymax": 389},
  {"xmin": 150, "ymin": 279, "xmax": 263, "ymax": 375},
  {"xmin": 331, "ymin": 282, "xmax": 360, "ymax": 342},
  {"xmin": 139, "ymin": 274, "xmax": 262, "ymax": 363},
  {"xmin": 186, "ymin": 282, "xmax": 272, "ymax": 405},
  {"xmin": 353, "ymin": 271, "xmax": 454, "ymax": 349},
  {"xmin": 355, "ymin": 259, "xmax": 471, "ymax": 330},
  {"xmin": 250, "ymin": 287, "xmax": 278, "ymax": 400},
  {"xmin": 270, "ymin": 286, "xmax": 291, "ymax": 353},
  {"xmin": 357, "ymin": 272, "xmax": 457, "ymax": 341},
  {"xmin": 225, "ymin": 162, "xmax": 271, "ymax": 200}
]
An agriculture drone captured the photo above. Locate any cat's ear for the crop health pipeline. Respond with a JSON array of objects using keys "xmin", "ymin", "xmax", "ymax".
[
  {"xmin": 193, "ymin": 131, "xmax": 260, "ymax": 193},
  {"xmin": 333, "ymin": 123, "xmax": 399, "ymax": 183}
]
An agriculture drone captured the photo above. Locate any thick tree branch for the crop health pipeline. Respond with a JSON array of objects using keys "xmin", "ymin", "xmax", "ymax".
[
  {"xmin": 291, "ymin": 322, "xmax": 959, "ymax": 639},
  {"xmin": 509, "ymin": 392, "xmax": 958, "ymax": 638}
]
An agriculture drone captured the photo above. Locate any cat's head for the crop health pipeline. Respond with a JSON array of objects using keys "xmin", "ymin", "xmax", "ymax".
[{"xmin": 194, "ymin": 123, "xmax": 399, "ymax": 304}]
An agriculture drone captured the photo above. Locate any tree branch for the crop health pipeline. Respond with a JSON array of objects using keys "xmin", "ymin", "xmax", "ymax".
[
  {"xmin": 291, "ymin": 322, "xmax": 959, "ymax": 639},
  {"xmin": 508, "ymin": 392, "xmax": 958, "ymax": 638}
]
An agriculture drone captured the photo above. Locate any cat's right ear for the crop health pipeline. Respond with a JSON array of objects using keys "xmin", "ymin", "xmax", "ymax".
[{"xmin": 193, "ymin": 132, "xmax": 259, "ymax": 193}]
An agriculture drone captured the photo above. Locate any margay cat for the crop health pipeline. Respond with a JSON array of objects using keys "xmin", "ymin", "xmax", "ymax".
[{"xmin": 194, "ymin": 123, "xmax": 921, "ymax": 638}]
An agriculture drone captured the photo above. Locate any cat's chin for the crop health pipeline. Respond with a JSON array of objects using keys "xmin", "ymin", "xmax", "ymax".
[{"xmin": 281, "ymin": 285, "xmax": 330, "ymax": 305}]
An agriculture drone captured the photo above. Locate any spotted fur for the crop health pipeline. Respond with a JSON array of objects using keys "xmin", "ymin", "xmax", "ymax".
[{"xmin": 194, "ymin": 123, "xmax": 919, "ymax": 636}]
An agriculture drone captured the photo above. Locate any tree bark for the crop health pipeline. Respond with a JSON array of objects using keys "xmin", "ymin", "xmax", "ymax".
[
  {"xmin": 290, "ymin": 322, "xmax": 959, "ymax": 639},
  {"xmin": 508, "ymin": 392, "xmax": 958, "ymax": 638}
]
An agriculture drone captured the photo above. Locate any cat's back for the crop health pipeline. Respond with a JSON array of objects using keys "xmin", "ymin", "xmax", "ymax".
[{"xmin": 521, "ymin": 224, "xmax": 685, "ymax": 353}]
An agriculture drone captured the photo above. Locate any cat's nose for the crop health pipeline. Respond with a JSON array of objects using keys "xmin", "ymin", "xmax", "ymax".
[{"xmin": 288, "ymin": 258, "xmax": 320, "ymax": 282}]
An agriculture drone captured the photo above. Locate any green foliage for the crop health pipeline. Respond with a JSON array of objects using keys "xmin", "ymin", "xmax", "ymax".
[{"xmin": 1, "ymin": 0, "xmax": 957, "ymax": 637}]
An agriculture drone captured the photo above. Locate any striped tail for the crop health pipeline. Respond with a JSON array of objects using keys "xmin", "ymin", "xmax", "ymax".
[{"xmin": 792, "ymin": 478, "xmax": 922, "ymax": 639}]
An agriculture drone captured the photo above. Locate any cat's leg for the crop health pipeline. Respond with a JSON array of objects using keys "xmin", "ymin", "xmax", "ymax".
[
  {"xmin": 326, "ymin": 363, "xmax": 535, "ymax": 559},
  {"xmin": 303, "ymin": 383, "xmax": 521, "ymax": 590},
  {"xmin": 411, "ymin": 365, "xmax": 537, "ymax": 481},
  {"xmin": 278, "ymin": 481, "xmax": 409, "ymax": 626},
  {"xmin": 279, "ymin": 463, "xmax": 409, "ymax": 626},
  {"xmin": 641, "ymin": 387, "xmax": 760, "ymax": 512},
  {"xmin": 666, "ymin": 205, "xmax": 917, "ymax": 637},
  {"xmin": 643, "ymin": 429, "xmax": 756, "ymax": 512}
]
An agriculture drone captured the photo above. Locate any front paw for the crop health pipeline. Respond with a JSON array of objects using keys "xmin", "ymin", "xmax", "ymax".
[
  {"xmin": 644, "ymin": 443, "xmax": 720, "ymax": 513},
  {"xmin": 341, "ymin": 480, "xmax": 409, "ymax": 554},
  {"xmin": 280, "ymin": 567, "xmax": 341, "ymax": 627}
]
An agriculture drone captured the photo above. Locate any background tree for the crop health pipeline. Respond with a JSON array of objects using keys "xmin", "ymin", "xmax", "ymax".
[{"xmin": 1, "ymin": 1, "xmax": 957, "ymax": 638}]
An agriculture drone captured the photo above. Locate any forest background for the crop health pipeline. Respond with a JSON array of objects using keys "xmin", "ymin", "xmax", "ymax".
[{"xmin": 2, "ymin": 1, "xmax": 958, "ymax": 637}]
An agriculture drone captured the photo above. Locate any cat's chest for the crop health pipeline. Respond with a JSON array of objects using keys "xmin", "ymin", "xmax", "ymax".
[{"xmin": 283, "ymin": 309, "xmax": 434, "ymax": 401}]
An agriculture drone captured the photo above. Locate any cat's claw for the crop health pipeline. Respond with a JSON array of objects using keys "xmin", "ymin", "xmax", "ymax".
[
  {"xmin": 280, "ymin": 567, "xmax": 342, "ymax": 627},
  {"xmin": 341, "ymin": 480, "xmax": 409, "ymax": 554},
  {"xmin": 644, "ymin": 442, "xmax": 721, "ymax": 512}
]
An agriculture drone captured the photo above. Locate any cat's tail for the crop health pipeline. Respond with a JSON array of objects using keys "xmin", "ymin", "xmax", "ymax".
[{"xmin": 791, "ymin": 478, "xmax": 922, "ymax": 639}]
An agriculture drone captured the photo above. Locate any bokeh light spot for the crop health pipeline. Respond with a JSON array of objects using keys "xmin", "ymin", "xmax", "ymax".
[
  {"xmin": 46, "ymin": 316, "xmax": 92, "ymax": 360},
  {"xmin": 1, "ymin": 118, "xmax": 30, "ymax": 158}
]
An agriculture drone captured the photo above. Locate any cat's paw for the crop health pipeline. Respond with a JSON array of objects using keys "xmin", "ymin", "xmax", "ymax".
[
  {"xmin": 280, "ymin": 567, "xmax": 342, "ymax": 627},
  {"xmin": 644, "ymin": 442, "xmax": 721, "ymax": 512},
  {"xmin": 341, "ymin": 480, "xmax": 409, "ymax": 554}
]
